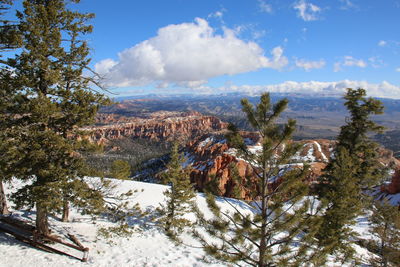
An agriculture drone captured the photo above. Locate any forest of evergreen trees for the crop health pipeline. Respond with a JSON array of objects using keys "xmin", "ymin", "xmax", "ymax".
[{"xmin": 1, "ymin": 1, "xmax": 399, "ymax": 266}]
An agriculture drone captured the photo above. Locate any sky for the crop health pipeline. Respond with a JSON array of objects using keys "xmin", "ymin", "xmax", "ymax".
[{"xmin": 64, "ymin": 1, "xmax": 400, "ymax": 98}]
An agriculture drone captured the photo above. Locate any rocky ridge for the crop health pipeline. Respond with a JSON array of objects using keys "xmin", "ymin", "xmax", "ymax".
[
  {"xmin": 84, "ymin": 111, "xmax": 228, "ymax": 144},
  {"xmin": 85, "ymin": 110, "xmax": 400, "ymax": 197},
  {"xmin": 381, "ymin": 169, "xmax": 400, "ymax": 194},
  {"xmin": 183, "ymin": 133, "xmax": 400, "ymax": 199}
]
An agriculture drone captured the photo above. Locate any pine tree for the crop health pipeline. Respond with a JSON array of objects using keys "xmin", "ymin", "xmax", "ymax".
[
  {"xmin": 368, "ymin": 200, "xmax": 400, "ymax": 267},
  {"xmin": 316, "ymin": 88, "xmax": 385, "ymax": 262},
  {"xmin": 0, "ymin": 0, "xmax": 20, "ymax": 53},
  {"xmin": 193, "ymin": 93, "xmax": 321, "ymax": 267},
  {"xmin": 110, "ymin": 160, "xmax": 131, "ymax": 180},
  {"xmin": 2, "ymin": 0, "xmax": 109, "ymax": 234},
  {"xmin": 158, "ymin": 142, "xmax": 196, "ymax": 240},
  {"xmin": 0, "ymin": 0, "xmax": 21, "ymax": 215}
]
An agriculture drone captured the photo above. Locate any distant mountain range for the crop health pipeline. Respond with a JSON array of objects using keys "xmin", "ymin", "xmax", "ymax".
[
  {"xmin": 108, "ymin": 92, "xmax": 400, "ymax": 116},
  {"xmin": 102, "ymin": 94, "xmax": 400, "ymax": 152}
]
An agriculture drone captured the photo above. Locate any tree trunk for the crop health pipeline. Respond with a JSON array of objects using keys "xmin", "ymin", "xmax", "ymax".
[
  {"xmin": 61, "ymin": 200, "xmax": 69, "ymax": 222},
  {"xmin": 36, "ymin": 203, "xmax": 50, "ymax": 235},
  {"xmin": 0, "ymin": 180, "xmax": 10, "ymax": 215},
  {"xmin": 258, "ymin": 164, "xmax": 268, "ymax": 267},
  {"xmin": 382, "ymin": 223, "xmax": 388, "ymax": 267}
]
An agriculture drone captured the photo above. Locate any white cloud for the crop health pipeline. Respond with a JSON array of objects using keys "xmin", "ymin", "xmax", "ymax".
[
  {"xmin": 231, "ymin": 23, "xmax": 267, "ymax": 41},
  {"xmin": 378, "ymin": 40, "xmax": 387, "ymax": 47},
  {"xmin": 94, "ymin": 59, "xmax": 117, "ymax": 76},
  {"xmin": 199, "ymin": 80, "xmax": 400, "ymax": 99},
  {"xmin": 396, "ymin": 67, "xmax": 400, "ymax": 72},
  {"xmin": 95, "ymin": 18, "xmax": 288, "ymax": 88},
  {"xmin": 295, "ymin": 58, "xmax": 326, "ymax": 71},
  {"xmin": 368, "ymin": 57, "xmax": 384, "ymax": 68},
  {"xmin": 343, "ymin": 56, "xmax": 367, "ymax": 67},
  {"xmin": 212, "ymin": 11, "xmax": 223, "ymax": 18},
  {"xmin": 267, "ymin": 46, "xmax": 289, "ymax": 70},
  {"xmin": 334, "ymin": 56, "xmax": 367, "ymax": 72},
  {"xmin": 334, "ymin": 62, "xmax": 342, "ymax": 72},
  {"xmin": 208, "ymin": 9, "xmax": 226, "ymax": 20},
  {"xmin": 258, "ymin": 0, "xmax": 273, "ymax": 13},
  {"xmin": 252, "ymin": 29, "xmax": 267, "ymax": 40},
  {"xmin": 293, "ymin": 0, "xmax": 321, "ymax": 21},
  {"xmin": 339, "ymin": 0, "xmax": 356, "ymax": 10}
]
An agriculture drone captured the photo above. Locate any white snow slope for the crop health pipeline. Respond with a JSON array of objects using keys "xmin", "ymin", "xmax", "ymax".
[{"xmin": 0, "ymin": 178, "xmax": 375, "ymax": 267}]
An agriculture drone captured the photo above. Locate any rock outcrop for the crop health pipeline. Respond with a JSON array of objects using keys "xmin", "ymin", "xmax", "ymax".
[
  {"xmin": 84, "ymin": 111, "xmax": 228, "ymax": 144},
  {"xmin": 184, "ymin": 134, "xmax": 334, "ymax": 199},
  {"xmin": 381, "ymin": 169, "xmax": 400, "ymax": 194},
  {"xmin": 185, "ymin": 133, "xmax": 400, "ymax": 200}
]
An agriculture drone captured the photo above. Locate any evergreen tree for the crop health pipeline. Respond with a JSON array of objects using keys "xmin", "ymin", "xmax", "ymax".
[
  {"xmin": 158, "ymin": 142, "xmax": 195, "ymax": 240},
  {"xmin": 2, "ymin": 0, "xmax": 109, "ymax": 234},
  {"xmin": 193, "ymin": 93, "xmax": 321, "ymax": 267},
  {"xmin": 0, "ymin": 0, "xmax": 21, "ymax": 215},
  {"xmin": 110, "ymin": 160, "xmax": 131, "ymax": 180},
  {"xmin": 316, "ymin": 88, "xmax": 385, "ymax": 262},
  {"xmin": 368, "ymin": 200, "xmax": 400, "ymax": 267},
  {"xmin": 0, "ymin": 0, "xmax": 20, "ymax": 53}
]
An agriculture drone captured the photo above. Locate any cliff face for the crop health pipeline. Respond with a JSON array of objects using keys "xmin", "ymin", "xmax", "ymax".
[
  {"xmin": 185, "ymin": 134, "xmax": 334, "ymax": 199},
  {"xmin": 184, "ymin": 133, "xmax": 400, "ymax": 200},
  {"xmin": 381, "ymin": 169, "xmax": 400, "ymax": 194},
  {"xmin": 85, "ymin": 111, "xmax": 228, "ymax": 144}
]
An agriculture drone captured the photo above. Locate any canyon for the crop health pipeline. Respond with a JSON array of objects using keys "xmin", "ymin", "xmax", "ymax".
[
  {"xmin": 184, "ymin": 133, "xmax": 400, "ymax": 199},
  {"xmin": 85, "ymin": 111, "xmax": 228, "ymax": 145},
  {"xmin": 84, "ymin": 110, "xmax": 400, "ymax": 198}
]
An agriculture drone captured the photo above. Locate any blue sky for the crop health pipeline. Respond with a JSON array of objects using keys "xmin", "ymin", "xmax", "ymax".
[{"xmin": 66, "ymin": 1, "xmax": 400, "ymax": 98}]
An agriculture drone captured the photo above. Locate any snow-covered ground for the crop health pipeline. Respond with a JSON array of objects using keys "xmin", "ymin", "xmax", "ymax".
[
  {"xmin": 0, "ymin": 179, "xmax": 252, "ymax": 267},
  {"xmin": 0, "ymin": 178, "xmax": 384, "ymax": 267}
]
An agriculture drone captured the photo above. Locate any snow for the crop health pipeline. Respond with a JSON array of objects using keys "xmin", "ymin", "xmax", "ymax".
[
  {"xmin": 304, "ymin": 143, "xmax": 316, "ymax": 162},
  {"xmin": 313, "ymin": 141, "xmax": 328, "ymax": 162},
  {"xmin": 243, "ymin": 138, "xmax": 255, "ymax": 145},
  {"xmin": 0, "ymin": 178, "xmax": 251, "ymax": 267},
  {"xmin": 198, "ymin": 137, "xmax": 214, "ymax": 148},
  {"xmin": 0, "ymin": 178, "xmax": 377, "ymax": 267},
  {"xmin": 382, "ymin": 192, "xmax": 400, "ymax": 206},
  {"xmin": 183, "ymin": 153, "xmax": 196, "ymax": 168},
  {"xmin": 195, "ymin": 164, "xmax": 207, "ymax": 171},
  {"xmin": 290, "ymin": 143, "xmax": 317, "ymax": 162},
  {"xmin": 248, "ymin": 145, "xmax": 262, "ymax": 154}
]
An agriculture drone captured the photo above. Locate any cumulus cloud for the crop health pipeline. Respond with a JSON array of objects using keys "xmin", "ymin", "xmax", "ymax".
[
  {"xmin": 200, "ymin": 80, "xmax": 400, "ymax": 99},
  {"xmin": 95, "ymin": 18, "xmax": 288, "ymax": 88},
  {"xmin": 258, "ymin": 0, "xmax": 273, "ymax": 13},
  {"xmin": 95, "ymin": 59, "xmax": 117, "ymax": 75},
  {"xmin": 334, "ymin": 56, "xmax": 367, "ymax": 72},
  {"xmin": 295, "ymin": 58, "xmax": 326, "ymax": 71},
  {"xmin": 268, "ymin": 46, "xmax": 289, "ymax": 70},
  {"xmin": 293, "ymin": 0, "xmax": 321, "ymax": 21}
]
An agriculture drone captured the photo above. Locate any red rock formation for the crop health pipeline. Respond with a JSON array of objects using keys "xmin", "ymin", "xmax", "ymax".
[
  {"xmin": 185, "ymin": 134, "xmax": 334, "ymax": 199},
  {"xmin": 84, "ymin": 112, "xmax": 228, "ymax": 144},
  {"xmin": 381, "ymin": 169, "xmax": 400, "ymax": 194},
  {"xmin": 186, "ymin": 134, "xmax": 400, "ymax": 199},
  {"xmin": 376, "ymin": 147, "xmax": 400, "ymax": 169}
]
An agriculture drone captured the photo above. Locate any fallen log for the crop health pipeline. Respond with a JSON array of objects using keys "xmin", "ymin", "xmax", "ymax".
[
  {"xmin": 0, "ymin": 217, "xmax": 89, "ymax": 262},
  {"xmin": 0, "ymin": 216, "xmax": 35, "ymax": 233},
  {"xmin": 0, "ymin": 224, "xmax": 82, "ymax": 261},
  {"xmin": 67, "ymin": 233, "xmax": 85, "ymax": 249},
  {"xmin": 40, "ymin": 232, "xmax": 87, "ymax": 252}
]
